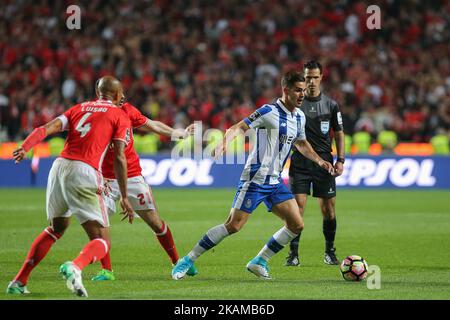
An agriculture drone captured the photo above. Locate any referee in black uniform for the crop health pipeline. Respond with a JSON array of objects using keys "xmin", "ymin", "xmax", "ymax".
[{"xmin": 286, "ymin": 60, "xmax": 345, "ymax": 266}]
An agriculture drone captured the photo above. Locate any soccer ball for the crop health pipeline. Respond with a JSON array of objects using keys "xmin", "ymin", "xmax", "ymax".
[{"xmin": 340, "ymin": 255, "xmax": 368, "ymax": 281}]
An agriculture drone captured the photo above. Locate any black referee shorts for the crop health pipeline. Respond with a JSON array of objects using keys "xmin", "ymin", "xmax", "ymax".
[{"xmin": 289, "ymin": 152, "xmax": 336, "ymax": 198}]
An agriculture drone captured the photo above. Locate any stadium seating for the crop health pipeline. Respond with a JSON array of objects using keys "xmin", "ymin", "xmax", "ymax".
[{"xmin": 0, "ymin": 2, "xmax": 448, "ymax": 154}]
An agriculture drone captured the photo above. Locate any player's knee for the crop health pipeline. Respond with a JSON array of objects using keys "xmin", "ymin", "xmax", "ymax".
[
  {"xmin": 225, "ymin": 222, "xmax": 242, "ymax": 234},
  {"xmin": 296, "ymin": 221, "xmax": 305, "ymax": 234},
  {"xmin": 327, "ymin": 212, "xmax": 336, "ymax": 220},
  {"xmin": 287, "ymin": 221, "xmax": 303, "ymax": 235},
  {"xmin": 51, "ymin": 223, "xmax": 68, "ymax": 235},
  {"xmin": 48, "ymin": 225, "xmax": 65, "ymax": 238},
  {"xmin": 147, "ymin": 217, "xmax": 161, "ymax": 231},
  {"xmin": 320, "ymin": 203, "xmax": 335, "ymax": 218},
  {"xmin": 321, "ymin": 207, "xmax": 335, "ymax": 219},
  {"xmin": 138, "ymin": 210, "xmax": 160, "ymax": 228}
]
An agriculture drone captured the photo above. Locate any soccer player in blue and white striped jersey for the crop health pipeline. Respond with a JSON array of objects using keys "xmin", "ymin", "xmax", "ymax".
[{"xmin": 172, "ymin": 71, "xmax": 334, "ymax": 280}]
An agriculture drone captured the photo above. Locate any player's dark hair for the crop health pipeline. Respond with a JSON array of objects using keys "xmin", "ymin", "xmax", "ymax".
[
  {"xmin": 281, "ymin": 71, "xmax": 305, "ymax": 89},
  {"xmin": 303, "ymin": 60, "xmax": 323, "ymax": 74}
]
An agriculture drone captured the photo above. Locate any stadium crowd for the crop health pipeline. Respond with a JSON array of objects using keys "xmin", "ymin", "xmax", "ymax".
[{"xmin": 0, "ymin": 0, "xmax": 449, "ymax": 150}]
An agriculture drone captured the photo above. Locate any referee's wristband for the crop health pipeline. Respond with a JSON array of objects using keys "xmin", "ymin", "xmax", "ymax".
[{"xmin": 337, "ymin": 157, "xmax": 345, "ymax": 164}]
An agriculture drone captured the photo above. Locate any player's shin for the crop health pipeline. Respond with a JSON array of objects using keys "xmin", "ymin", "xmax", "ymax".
[
  {"xmin": 289, "ymin": 233, "xmax": 301, "ymax": 255},
  {"xmin": 155, "ymin": 221, "xmax": 179, "ymax": 264},
  {"xmin": 14, "ymin": 226, "xmax": 61, "ymax": 285},
  {"xmin": 323, "ymin": 218, "xmax": 337, "ymax": 252},
  {"xmin": 100, "ymin": 252, "xmax": 112, "ymax": 271},
  {"xmin": 257, "ymin": 226, "xmax": 298, "ymax": 261},
  {"xmin": 73, "ymin": 238, "xmax": 109, "ymax": 270},
  {"xmin": 188, "ymin": 224, "xmax": 229, "ymax": 261}
]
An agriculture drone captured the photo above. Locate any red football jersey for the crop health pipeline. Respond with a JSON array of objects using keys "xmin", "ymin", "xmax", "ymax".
[
  {"xmin": 102, "ymin": 102, "xmax": 148, "ymax": 179},
  {"xmin": 59, "ymin": 99, "xmax": 131, "ymax": 171}
]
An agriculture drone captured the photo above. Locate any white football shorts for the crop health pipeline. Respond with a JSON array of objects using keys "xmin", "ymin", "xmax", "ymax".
[
  {"xmin": 46, "ymin": 157, "xmax": 109, "ymax": 227},
  {"xmin": 103, "ymin": 175, "xmax": 156, "ymax": 215}
]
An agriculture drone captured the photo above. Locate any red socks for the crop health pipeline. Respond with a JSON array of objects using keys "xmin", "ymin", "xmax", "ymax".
[
  {"xmin": 156, "ymin": 222, "xmax": 179, "ymax": 264},
  {"xmin": 14, "ymin": 229, "xmax": 109, "ymax": 283},
  {"xmin": 14, "ymin": 227, "xmax": 61, "ymax": 285},
  {"xmin": 100, "ymin": 251, "xmax": 112, "ymax": 271},
  {"xmin": 73, "ymin": 238, "xmax": 109, "ymax": 270}
]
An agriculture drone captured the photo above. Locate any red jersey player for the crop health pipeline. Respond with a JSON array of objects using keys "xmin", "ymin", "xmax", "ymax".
[
  {"xmin": 7, "ymin": 76, "xmax": 134, "ymax": 297},
  {"xmin": 91, "ymin": 100, "xmax": 198, "ymax": 281}
]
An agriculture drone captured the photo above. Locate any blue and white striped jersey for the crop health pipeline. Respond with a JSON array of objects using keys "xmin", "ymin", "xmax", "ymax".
[{"xmin": 241, "ymin": 98, "xmax": 306, "ymax": 185}]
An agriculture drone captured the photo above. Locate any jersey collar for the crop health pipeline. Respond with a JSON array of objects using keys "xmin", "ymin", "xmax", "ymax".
[
  {"xmin": 97, "ymin": 98, "xmax": 113, "ymax": 104},
  {"xmin": 276, "ymin": 98, "xmax": 298, "ymax": 116},
  {"xmin": 305, "ymin": 92, "xmax": 322, "ymax": 102}
]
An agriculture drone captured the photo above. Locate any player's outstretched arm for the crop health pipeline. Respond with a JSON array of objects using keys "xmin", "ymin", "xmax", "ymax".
[
  {"xmin": 137, "ymin": 118, "xmax": 195, "ymax": 140},
  {"xmin": 213, "ymin": 120, "xmax": 249, "ymax": 159},
  {"xmin": 112, "ymin": 140, "xmax": 134, "ymax": 223},
  {"xmin": 13, "ymin": 118, "xmax": 63, "ymax": 164},
  {"xmin": 294, "ymin": 139, "xmax": 335, "ymax": 174}
]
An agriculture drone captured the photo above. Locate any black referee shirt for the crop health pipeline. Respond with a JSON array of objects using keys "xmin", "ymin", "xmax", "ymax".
[{"xmin": 293, "ymin": 92, "xmax": 344, "ymax": 154}]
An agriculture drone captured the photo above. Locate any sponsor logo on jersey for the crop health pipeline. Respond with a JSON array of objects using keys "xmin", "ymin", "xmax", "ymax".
[
  {"xmin": 280, "ymin": 134, "xmax": 296, "ymax": 145},
  {"xmin": 247, "ymin": 110, "xmax": 261, "ymax": 123}
]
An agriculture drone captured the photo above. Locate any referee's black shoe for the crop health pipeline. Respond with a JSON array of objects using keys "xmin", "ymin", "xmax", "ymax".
[
  {"xmin": 285, "ymin": 253, "xmax": 300, "ymax": 266},
  {"xmin": 324, "ymin": 248, "xmax": 339, "ymax": 265}
]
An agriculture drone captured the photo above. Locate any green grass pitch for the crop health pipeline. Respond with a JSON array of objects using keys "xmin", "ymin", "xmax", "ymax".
[{"xmin": 1, "ymin": 188, "xmax": 449, "ymax": 300}]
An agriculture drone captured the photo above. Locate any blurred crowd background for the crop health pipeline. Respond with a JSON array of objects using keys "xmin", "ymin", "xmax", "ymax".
[{"xmin": 0, "ymin": 0, "xmax": 449, "ymax": 152}]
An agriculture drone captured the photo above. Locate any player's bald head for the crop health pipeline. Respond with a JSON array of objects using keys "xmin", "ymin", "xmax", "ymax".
[{"xmin": 95, "ymin": 76, "xmax": 123, "ymax": 105}]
